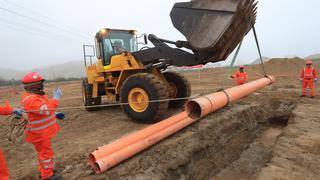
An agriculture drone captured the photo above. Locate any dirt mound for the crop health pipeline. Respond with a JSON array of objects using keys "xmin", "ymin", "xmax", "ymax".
[{"xmin": 249, "ymin": 57, "xmax": 305, "ymax": 77}]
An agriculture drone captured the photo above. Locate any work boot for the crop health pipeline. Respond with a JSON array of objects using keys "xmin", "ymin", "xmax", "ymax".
[
  {"xmin": 48, "ymin": 173, "xmax": 61, "ymax": 180},
  {"xmin": 311, "ymin": 96, "xmax": 315, "ymax": 98},
  {"xmin": 300, "ymin": 95, "xmax": 306, "ymax": 97},
  {"xmin": 39, "ymin": 170, "xmax": 58, "ymax": 179},
  {"xmin": 43, "ymin": 171, "xmax": 61, "ymax": 180}
]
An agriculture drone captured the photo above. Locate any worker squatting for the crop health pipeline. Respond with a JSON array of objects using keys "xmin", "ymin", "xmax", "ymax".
[{"xmin": 1, "ymin": 72, "xmax": 62, "ymax": 180}]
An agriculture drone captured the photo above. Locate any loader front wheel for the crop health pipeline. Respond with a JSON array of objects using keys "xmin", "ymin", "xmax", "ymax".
[
  {"xmin": 121, "ymin": 73, "xmax": 169, "ymax": 123},
  {"xmin": 82, "ymin": 79, "xmax": 101, "ymax": 111},
  {"xmin": 163, "ymin": 71, "xmax": 191, "ymax": 108}
]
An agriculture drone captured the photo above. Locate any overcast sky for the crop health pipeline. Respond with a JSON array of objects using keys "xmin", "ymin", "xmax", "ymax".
[{"xmin": 0, "ymin": 0, "xmax": 319, "ymax": 70}]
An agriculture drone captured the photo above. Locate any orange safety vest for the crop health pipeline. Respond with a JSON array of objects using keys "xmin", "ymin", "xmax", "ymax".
[
  {"xmin": 20, "ymin": 92, "xmax": 59, "ymax": 143},
  {"xmin": 233, "ymin": 71, "xmax": 248, "ymax": 84},
  {"xmin": 301, "ymin": 67, "xmax": 317, "ymax": 79}
]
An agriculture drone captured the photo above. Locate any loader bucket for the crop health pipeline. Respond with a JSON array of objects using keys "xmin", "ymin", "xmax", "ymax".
[{"xmin": 170, "ymin": 0, "xmax": 257, "ymax": 61}]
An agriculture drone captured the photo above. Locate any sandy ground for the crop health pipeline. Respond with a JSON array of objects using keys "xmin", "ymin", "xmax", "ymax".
[{"xmin": 0, "ymin": 58, "xmax": 319, "ymax": 179}]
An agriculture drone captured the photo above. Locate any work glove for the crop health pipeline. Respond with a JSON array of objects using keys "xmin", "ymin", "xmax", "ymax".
[
  {"xmin": 55, "ymin": 112, "xmax": 65, "ymax": 120},
  {"xmin": 53, "ymin": 88, "xmax": 62, "ymax": 100},
  {"xmin": 12, "ymin": 108, "xmax": 23, "ymax": 116},
  {"xmin": 315, "ymin": 78, "xmax": 318, "ymax": 83}
]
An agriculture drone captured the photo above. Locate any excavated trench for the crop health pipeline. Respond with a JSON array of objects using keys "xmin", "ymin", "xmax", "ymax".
[{"xmin": 95, "ymin": 98, "xmax": 296, "ymax": 180}]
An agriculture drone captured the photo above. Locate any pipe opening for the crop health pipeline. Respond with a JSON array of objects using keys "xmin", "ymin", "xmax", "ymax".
[
  {"xmin": 94, "ymin": 162, "xmax": 101, "ymax": 174},
  {"xmin": 185, "ymin": 100, "xmax": 202, "ymax": 119},
  {"xmin": 88, "ymin": 154, "xmax": 96, "ymax": 167}
]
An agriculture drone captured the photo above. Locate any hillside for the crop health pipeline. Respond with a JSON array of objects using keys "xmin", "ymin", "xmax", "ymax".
[
  {"xmin": 262, "ymin": 57, "xmax": 305, "ymax": 76},
  {"xmin": 251, "ymin": 57, "xmax": 271, "ymax": 64},
  {"xmin": 0, "ymin": 61, "xmax": 85, "ymax": 80},
  {"xmin": 0, "ymin": 68, "xmax": 23, "ymax": 80},
  {"xmin": 33, "ymin": 61, "xmax": 85, "ymax": 80},
  {"xmin": 304, "ymin": 53, "xmax": 320, "ymax": 61}
]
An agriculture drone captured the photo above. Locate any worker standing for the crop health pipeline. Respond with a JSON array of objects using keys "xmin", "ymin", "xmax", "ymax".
[
  {"xmin": 20, "ymin": 72, "xmax": 62, "ymax": 180},
  {"xmin": 230, "ymin": 65, "xmax": 248, "ymax": 85},
  {"xmin": 300, "ymin": 60, "xmax": 318, "ymax": 98},
  {"xmin": 0, "ymin": 102, "xmax": 22, "ymax": 180}
]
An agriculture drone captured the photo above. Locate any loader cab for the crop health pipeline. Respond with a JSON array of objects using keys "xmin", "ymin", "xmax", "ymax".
[{"xmin": 95, "ymin": 28, "xmax": 138, "ymax": 66}]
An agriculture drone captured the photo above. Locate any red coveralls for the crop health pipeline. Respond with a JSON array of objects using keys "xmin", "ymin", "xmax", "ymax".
[
  {"xmin": 0, "ymin": 102, "xmax": 13, "ymax": 180},
  {"xmin": 300, "ymin": 67, "xmax": 317, "ymax": 97},
  {"xmin": 21, "ymin": 93, "xmax": 59, "ymax": 179},
  {"xmin": 232, "ymin": 71, "xmax": 248, "ymax": 85}
]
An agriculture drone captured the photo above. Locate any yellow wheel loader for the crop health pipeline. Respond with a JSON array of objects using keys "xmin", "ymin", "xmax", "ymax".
[{"xmin": 82, "ymin": 0, "xmax": 257, "ymax": 123}]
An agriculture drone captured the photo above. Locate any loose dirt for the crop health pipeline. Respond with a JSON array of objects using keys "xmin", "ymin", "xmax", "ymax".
[{"xmin": 0, "ymin": 58, "xmax": 319, "ymax": 179}]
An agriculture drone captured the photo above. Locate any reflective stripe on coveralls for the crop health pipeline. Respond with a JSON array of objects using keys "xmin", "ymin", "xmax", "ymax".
[
  {"xmin": 40, "ymin": 158, "xmax": 53, "ymax": 169},
  {"xmin": 28, "ymin": 120, "xmax": 57, "ymax": 132},
  {"xmin": 28, "ymin": 114, "xmax": 55, "ymax": 125}
]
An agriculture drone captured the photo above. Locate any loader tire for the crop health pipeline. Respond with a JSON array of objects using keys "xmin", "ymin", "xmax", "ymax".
[
  {"xmin": 82, "ymin": 79, "xmax": 101, "ymax": 111},
  {"xmin": 163, "ymin": 71, "xmax": 191, "ymax": 108},
  {"xmin": 120, "ymin": 73, "xmax": 169, "ymax": 123}
]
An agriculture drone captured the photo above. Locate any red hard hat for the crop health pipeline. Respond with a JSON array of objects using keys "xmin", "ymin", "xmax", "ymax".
[
  {"xmin": 239, "ymin": 65, "xmax": 244, "ymax": 69},
  {"xmin": 306, "ymin": 60, "xmax": 312, "ymax": 65},
  {"xmin": 22, "ymin": 72, "xmax": 44, "ymax": 84}
]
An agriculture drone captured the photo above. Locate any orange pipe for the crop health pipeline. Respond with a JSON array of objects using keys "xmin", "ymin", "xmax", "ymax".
[
  {"xmin": 89, "ymin": 112, "xmax": 188, "ymax": 166},
  {"xmin": 94, "ymin": 113, "xmax": 194, "ymax": 173},
  {"xmin": 89, "ymin": 76, "xmax": 276, "ymax": 174},
  {"xmin": 186, "ymin": 75, "xmax": 275, "ymax": 119}
]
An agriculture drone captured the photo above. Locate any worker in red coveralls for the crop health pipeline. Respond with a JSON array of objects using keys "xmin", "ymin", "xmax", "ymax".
[
  {"xmin": 231, "ymin": 65, "xmax": 248, "ymax": 85},
  {"xmin": 0, "ymin": 102, "xmax": 22, "ymax": 180},
  {"xmin": 20, "ymin": 72, "xmax": 62, "ymax": 180},
  {"xmin": 300, "ymin": 60, "xmax": 318, "ymax": 98}
]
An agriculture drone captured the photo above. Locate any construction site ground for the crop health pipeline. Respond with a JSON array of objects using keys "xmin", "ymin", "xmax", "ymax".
[{"xmin": 1, "ymin": 58, "xmax": 320, "ymax": 180}]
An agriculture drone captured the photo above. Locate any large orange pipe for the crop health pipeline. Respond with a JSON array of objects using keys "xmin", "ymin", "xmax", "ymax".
[
  {"xmin": 186, "ymin": 75, "xmax": 275, "ymax": 119},
  {"xmin": 89, "ymin": 76, "xmax": 275, "ymax": 174},
  {"xmin": 94, "ymin": 113, "xmax": 193, "ymax": 173},
  {"xmin": 89, "ymin": 112, "xmax": 188, "ymax": 166}
]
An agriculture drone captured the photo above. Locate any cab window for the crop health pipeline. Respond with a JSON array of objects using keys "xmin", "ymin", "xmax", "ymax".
[{"xmin": 102, "ymin": 31, "xmax": 138, "ymax": 65}]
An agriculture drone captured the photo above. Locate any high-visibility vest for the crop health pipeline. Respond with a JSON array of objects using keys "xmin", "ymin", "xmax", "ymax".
[
  {"xmin": 21, "ymin": 93, "xmax": 59, "ymax": 142},
  {"xmin": 302, "ymin": 68, "xmax": 316, "ymax": 79},
  {"xmin": 235, "ymin": 71, "xmax": 248, "ymax": 81}
]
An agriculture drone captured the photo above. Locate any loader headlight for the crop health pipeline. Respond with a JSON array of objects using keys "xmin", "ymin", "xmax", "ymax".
[{"xmin": 100, "ymin": 28, "xmax": 107, "ymax": 35}]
